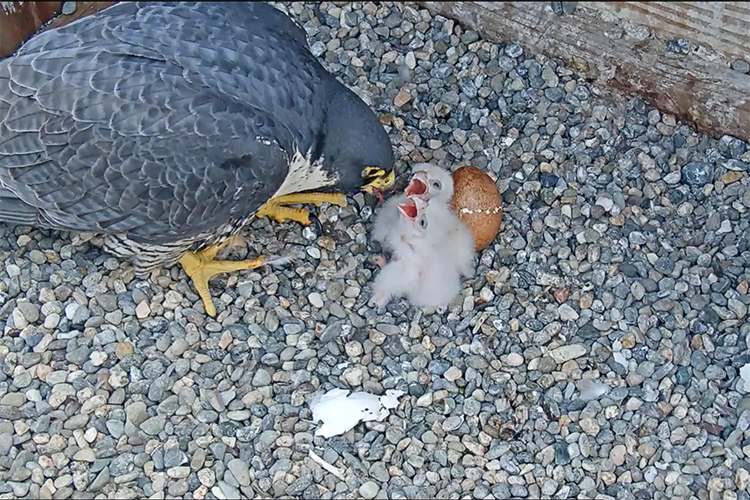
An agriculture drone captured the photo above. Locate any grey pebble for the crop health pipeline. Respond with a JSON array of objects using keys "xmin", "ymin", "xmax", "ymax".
[{"xmin": 0, "ymin": 3, "xmax": 745, "ymax": 500}]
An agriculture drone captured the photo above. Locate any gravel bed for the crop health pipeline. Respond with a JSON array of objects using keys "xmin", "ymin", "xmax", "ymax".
[{"xmin": 1, "ymin": 2, "xmax": 750, "ymax": 499}]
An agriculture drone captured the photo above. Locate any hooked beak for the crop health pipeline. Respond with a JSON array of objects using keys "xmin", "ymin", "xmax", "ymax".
[{"xmin": 362, "ymin": 167, "xmax": 396, "ymax": 205}]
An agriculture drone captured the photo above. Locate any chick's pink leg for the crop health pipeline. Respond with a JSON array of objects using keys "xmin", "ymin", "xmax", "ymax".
[{"xmin": 372, "ymin": 255, "xmax": 387, "ymax": 269}]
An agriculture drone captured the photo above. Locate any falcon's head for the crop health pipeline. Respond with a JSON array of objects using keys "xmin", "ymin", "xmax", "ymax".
[{"xmin": 320, "ymin": 86, "xmax": 396, "ymax": 202}]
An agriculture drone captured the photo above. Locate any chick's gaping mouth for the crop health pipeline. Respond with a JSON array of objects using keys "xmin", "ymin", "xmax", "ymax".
[
  {"xmin": 405, "ymin": 177, "xmax": 427, "ymax": 197},
  {"xmin": 398, "ymin": 201, "xmax": 418, "ymax": 219}
]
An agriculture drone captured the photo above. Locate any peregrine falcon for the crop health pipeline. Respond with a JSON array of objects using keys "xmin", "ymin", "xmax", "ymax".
[{"xmin": 0, "ymin": 2, "xmax": 396, "ymax": 316}]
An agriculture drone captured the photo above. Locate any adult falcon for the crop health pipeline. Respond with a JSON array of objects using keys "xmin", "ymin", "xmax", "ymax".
[{"xmin": 0, "ymin": 2, "xmax": 395, "ymax": 316}]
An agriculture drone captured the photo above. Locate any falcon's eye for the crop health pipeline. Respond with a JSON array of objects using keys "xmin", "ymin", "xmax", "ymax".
[
  {"xmin": 418, "ymin": 215, "xmax": 428, "ymax": 229},
  {"xmin": 431, "ymin": 179, "xmax": 442, "ymax": 191}
]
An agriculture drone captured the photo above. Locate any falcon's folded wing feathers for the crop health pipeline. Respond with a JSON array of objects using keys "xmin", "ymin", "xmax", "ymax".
[{"xmin": 0, "ymin": 2, "xmax": 325, "ymax": 243}]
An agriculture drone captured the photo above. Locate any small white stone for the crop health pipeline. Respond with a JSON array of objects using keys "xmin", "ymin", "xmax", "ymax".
[
  {"xmin": 664, "ymin": 171, "xmax": 681, "ymax": 184},
  {"xmin": 550, "ymin": 345, "xmax": 587, "ymax": 364},
  {"xmin": 558, "ymin": 304, "xmax": 580, "ymax": 321},
  {"xmin": 135, "ymin": 300, "xmax": 150, "ymax": 319},
  {"xmin": 12, "ymin": 309, "xmax": 28, "ymax": 330},
  {"xmin": 163, "ymin": 291, "xmax": 183, "ymax": 309},
  {"xmin": 505, "ymin": 353, "xmax": 524, "ymax": 367},
  {"xmin": 167, "ymin": 467, "xmax": 191, "ymax": 479},
  {"xmin": 610, "ymin": 444, "xmax": 626, "ymax": 466},
  {"xmin": 360, "ymin": 481, "xmax": 380, "ymax": 499},
  {"xmin": 89, "ymin": 351, "xmax": 108, "ymax": 367},
  {"xmin": 72, "ymin": 449, "xmax": 96, "ymax": 463},
  {"xmin": 479, "ymin": 287, "xmax": 494, "ymax": 302},
  {"xmin": 344, "ymin": 341, "xmax": 363, "ymax": 357},
  {"xmin": 218, "ymin": 331, "xmax": 233, "ymax": 350},
  {"xmin": 5, "ymin": 264, "xmax": 20, "ymax": 277},
  {"xmin": 416, "ymin": 393, "xmax": 433, "ymax": 407},
  {"xmin": 198, "ymin": 469, "xmax": 216, "ymax": 488},
  {"xmin": 306, "ymin": 247, "xmax": 321, "ymax": 259},
  {"xmin": 444, "ymin": 366, "xmax": 462, "ymax": 382},
  {"xmin": 405, "ymin": 51, "xmax": 416, "ymax": 69},
  {"xmin": 83, "ymin": 428, "xmax": 97, "ymax": 443},
  {"xmin": 43, "ymin": 313, "xmax": 60, "ymax": 329},
  {"xmin": 735, "ymin": 468, "xmax": 750, "ymax": 491},
  {"xmin": 462, "ymin": 296, "xmax": 475, "ymax": 313},
  {"xmin": 343, "ymin": 367, "xmax": 363, "ymax": 386},
  {"xmin": 595, "ymin": 196, "xmax": 614, "ymax": 212},
  {"xmin": 308, "ymin": 293, "xmax": 324, "ymax": 308},
  {"xmin": 108, "ymin": 371, "xmax": 129, "ymax": 389}
]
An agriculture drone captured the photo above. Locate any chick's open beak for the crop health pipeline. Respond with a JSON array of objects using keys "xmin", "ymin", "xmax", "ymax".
[
  {"xmin": 397, "ymin": 198, "xmax": 418, "ymax": 219},
  {"xmin": 413, "ymin": 196, "xmax": 428, "ymax": 214},
  {"xmin": 405, "ymin": 173, "xmax": 428, "ymax": 198}
]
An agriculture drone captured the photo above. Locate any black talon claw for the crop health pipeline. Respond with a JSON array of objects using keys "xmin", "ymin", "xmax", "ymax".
[{"xmin": 309, "ymin": 212, "xmax": 324, "ymax": 235}]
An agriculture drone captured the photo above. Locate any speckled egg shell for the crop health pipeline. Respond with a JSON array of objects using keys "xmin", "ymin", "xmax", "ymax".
[{"xmin": 449, "ymin": 166, "xmax": 503, "ymax": 251}]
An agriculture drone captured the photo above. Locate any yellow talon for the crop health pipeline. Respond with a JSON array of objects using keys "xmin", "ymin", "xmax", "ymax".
[
  {"xmin": 179, "ymin": 240, "xmax": 266, "ymax": 317},
  {"xmin": 255, "ymin": 192, "xmax": 347, "ymax": 226},
  {"xmin": 256, "ymin": 205, "xmax": 312, "ymax": 225}
]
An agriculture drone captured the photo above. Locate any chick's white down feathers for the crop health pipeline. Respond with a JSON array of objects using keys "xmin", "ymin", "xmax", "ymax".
[
  {"xmin": 406, "ymin": 162, "xmax": 455, "ymax": 205},
  {"xmin": 370, "ymin": 164, "xmax": 475, "ymax": 309},
  {"xmin": 372, "ymin": 163, "xmax": 456, "ymax": 255}
]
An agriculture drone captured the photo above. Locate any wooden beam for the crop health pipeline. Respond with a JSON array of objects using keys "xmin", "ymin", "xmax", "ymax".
[
  {"xmin": 581, "ymin": 2, "xmax": 750, "ymax": 64},
  {"xmin": 0, "ymin": 2, "xmax": 117, "ymax": 59},
  {"xmin": 0, "ymin": 2, "xmax": 63, "ymax": 58},
  {"xmin": 45, "ymin": 1, "xmax": 117, "ymax": 30},
  {"xmin": 417, "ymin": 2, "xmax": 750, "ymax": 143}
]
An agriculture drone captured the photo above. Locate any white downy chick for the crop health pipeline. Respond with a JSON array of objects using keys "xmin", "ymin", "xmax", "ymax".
[
  {"xmin": 369, "ymin": 196, "xmax": 475, "ymax": 309},
  {"xmin": 405, "ymin": 162, "xmax": 454, "ymax": 205},
  {"xmin": 416, "ymin": 194, "xmax": 475, "ymax": 279},
  {"xmin": 372, "ymin": 163, "xmax": 453, "ymax": 254},
  {"xmin": 370, "ymin": 192, "xmax": 408, "ymax": 254}
]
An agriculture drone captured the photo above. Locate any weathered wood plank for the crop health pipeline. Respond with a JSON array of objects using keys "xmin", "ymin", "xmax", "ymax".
[
  {"xmin": 582, "ymin": 2, "xmax": 750, "ymax": 63},
  {"xmin": 418, "ymin": 2, "xmax": 750, "ymax": 143},
  {"xmin": 0, "ymin": 1, "xmax": 117, "ymax": 59},
  {"xmin": 45, "ymin": 1, "xmax": 117, "ymax": 31},
  {"xmin": 0, "ymin": 2, "xmax": 62, "ymax": 58}
]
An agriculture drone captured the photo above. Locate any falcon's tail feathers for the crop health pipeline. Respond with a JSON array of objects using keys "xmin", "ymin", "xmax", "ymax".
[
  {"xmin": 0, "ymin": 187, "xmax": 42, "ymax": 226},
  {"xmin": 262, "ymin": 255, "xmax": 295, "ymax": 268}
]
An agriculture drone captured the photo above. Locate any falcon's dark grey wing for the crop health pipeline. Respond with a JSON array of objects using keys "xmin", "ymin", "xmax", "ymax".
[{"xmin": 0, "ymin": 2, "xmax": 330, "ymax": 244}]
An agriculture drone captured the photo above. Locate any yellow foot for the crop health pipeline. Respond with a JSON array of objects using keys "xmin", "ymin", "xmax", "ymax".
[
  {"xmin": 179, "ymin": 240, "xmax": 266, "ymax": 317},
  {"xmin": 255, "ymin": 192, "xmax": 347, "ymax": 226}
]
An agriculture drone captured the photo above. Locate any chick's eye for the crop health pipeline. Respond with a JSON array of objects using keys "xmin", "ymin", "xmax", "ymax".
[
  {"xmin": 431, "ymin": 180, "xmax": 442, "ymax": 190},
  {"xmin": 419, "ymin": 216, "xmax": 428, "ymax": 229}
]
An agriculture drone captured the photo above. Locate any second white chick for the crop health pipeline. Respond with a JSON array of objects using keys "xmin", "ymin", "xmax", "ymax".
[
  {"xmin": 372, "ymin": 163, "xmax": 454, "ymax": 254},
  {"xmin": 405, "ymin": 162, "xmax": 455, "ymax": 205},
  {"xmin": 369, "ymin": 196, "xmax": 475, "ymax": 309},
  {"xmin": 371, "ymin": 192, "xmax": 409, "ymax": 254},
  {"xmin": 405, "ymin": 163, "xmax": 474, "ymax": 278}
]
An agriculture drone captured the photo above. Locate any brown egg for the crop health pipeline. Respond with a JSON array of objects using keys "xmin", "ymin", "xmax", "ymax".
[{"xmin": 449, "ymin": 166, "xmax": 503, "ymax": 251}]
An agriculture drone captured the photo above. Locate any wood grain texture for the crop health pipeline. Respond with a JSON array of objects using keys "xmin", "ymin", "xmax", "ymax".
[
  {"xmin": 45, "ymin": 1, "xmax": 117, "ymax": 30},
  {"xmin": 418, "ymin": 2, "xmax": 750, "ymax": 143},
  {"xmin": 582, "ymin": 2, "xmax": 750, "ymax": 63},
  {"xmin": 0, "ymin": 2, "xmax": 62, "ymax": 58},
  {"xmin": 0, "ymin": 2, "xmax": 117, "ymax": 58}
]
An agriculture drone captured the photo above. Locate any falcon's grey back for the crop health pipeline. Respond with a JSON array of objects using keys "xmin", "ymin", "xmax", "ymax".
[{"xmin": 0, "ymin": 3, "xmax": 337, "ymax": 244}]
